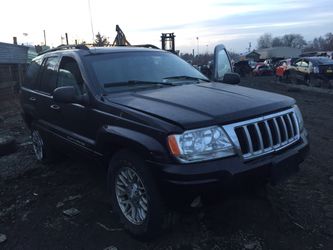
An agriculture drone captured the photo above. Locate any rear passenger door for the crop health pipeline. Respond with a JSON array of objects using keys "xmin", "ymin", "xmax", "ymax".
[{"xmin": 20, "ymin": 57, "xmax": 43, "ymax": 123}]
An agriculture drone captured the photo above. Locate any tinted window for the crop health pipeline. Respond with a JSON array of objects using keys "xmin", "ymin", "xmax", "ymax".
[
  {"xmin": 39, "ymin": 57, "xmax": 59, "ymax": 94},
  {"xmin": 57, "ymin": 57, "xmax": 86, "ymax": 95},
  {"xmin": 314, "ymin": 57, "xmax": 333, "ymax": 65},
  {"xmin": 24, "ymin": 57, "xmax": 43, "ymax": 88},
  {"xmin": 86, "ymin": 51, "xmax": 207, "ymax": 91}
]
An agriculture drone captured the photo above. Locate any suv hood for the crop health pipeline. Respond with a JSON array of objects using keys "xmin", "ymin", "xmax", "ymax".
[{"xmin": 106, "ymin": 82, "xmax": 295, "ymax": 130}]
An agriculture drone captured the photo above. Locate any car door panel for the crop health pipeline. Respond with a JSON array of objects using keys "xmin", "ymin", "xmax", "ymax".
[{"xmin": 51, "ymin": 56, "xmax": 98, "ymax": 154}]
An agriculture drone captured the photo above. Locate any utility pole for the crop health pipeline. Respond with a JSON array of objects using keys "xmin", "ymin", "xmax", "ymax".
[
  {"xmin": 65, "ymin": 33, "xmax": 69, "ymax": 45},
  {"xmin": 43, "ymin": 30, "xmax": 47, "ymax": 45},
  {"xmin": 196, "ymin": 37, "xmax": 199, "ymax": 56}
]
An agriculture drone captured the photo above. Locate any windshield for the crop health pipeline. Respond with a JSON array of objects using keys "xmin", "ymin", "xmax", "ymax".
[
  {"xmin": 315, "ymin": 57, "xmax": 333, "ymax": 65},
  {"xmin": 86, "ymin": 51, "xmax": 208, "ymax": 91}
]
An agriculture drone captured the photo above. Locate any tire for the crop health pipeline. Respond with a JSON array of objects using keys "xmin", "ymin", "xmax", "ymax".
[
  {"xmin": 304, "ymin": 76, "xmax": 313, "ymax": 87},
  {"xmin": 284, "ymin": 71, "xmax": 289, "ymax": 83},
  {"xmin": 0, "ymin": 135, "xmax": 17, "ymax": 156},
  {"xmin": 31, "ymin": 128, "xmax": 57, "ymax": 163},
  {"xmin": 108, "ymin": 150, "xmax": 171, "ymax": 239},
  {"xmin": 290, "ymin": 76, "xmax": 298, "ymax": 85}
]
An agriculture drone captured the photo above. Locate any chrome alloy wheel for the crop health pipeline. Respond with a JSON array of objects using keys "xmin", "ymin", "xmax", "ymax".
[
  {"xmin": 32, "ymin": 130, "xmax": 43, "ymax": 161},
  {"xmin": 115, "ymin": 167, "xmax": 148, "ymax": 225}
]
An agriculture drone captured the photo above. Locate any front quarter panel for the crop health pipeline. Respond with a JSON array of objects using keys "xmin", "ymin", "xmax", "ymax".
[{"xmin": 96, "ymin": 125, "xmax": 171, "ymax": 162}]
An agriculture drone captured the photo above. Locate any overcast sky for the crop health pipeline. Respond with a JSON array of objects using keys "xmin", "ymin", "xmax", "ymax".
[{"xmin": 1, "ymin": 0, "xmax": 332, "ymax": 53}]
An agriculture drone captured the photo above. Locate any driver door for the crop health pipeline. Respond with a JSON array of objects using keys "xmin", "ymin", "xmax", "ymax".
[{"xmin": 53, "ymin": 56, "xmax": 96, "ymax": 153}]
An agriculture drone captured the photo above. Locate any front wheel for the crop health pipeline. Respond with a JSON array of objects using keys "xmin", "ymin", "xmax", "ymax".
[{"xmin": 108, "ymin": 150, "xmax": 170, "ymax": 239}]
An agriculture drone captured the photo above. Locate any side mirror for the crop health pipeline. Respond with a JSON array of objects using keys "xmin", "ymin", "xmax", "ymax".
[
  {"xmin": 53, "ymin": 86, "xmax": 89, "ymax": 105},
  {"xmin": 53, "ymin": 86, "xmax": 76, "ymax": 103},
  {"xmin": 221, "ymin": 73, "xmax": 240, "ymax": 85}
]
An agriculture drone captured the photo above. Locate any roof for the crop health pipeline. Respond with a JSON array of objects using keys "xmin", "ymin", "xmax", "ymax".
[
  {"xmin": 87, "ymin": 46, "xmax": 162, "ymax": 54},
  {"xmin": 302, "ymin": 56, "xmax": 333, "ymax": 64},
  {"xmin": 39, "ymin": 45, "xmax": 163, "ymax": 57},
  {"xmin": 256, "ymin": 47, "xmax": 301, "ymax": 59},
  {"xmin": 0, "ymin": 42, "xmax": 29, "ymax": 64}
]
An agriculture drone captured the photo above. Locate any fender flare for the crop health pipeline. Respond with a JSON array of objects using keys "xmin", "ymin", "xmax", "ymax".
[{"xmin": 96, "ymin": 125, "xmax": 170, "ymax": 161}]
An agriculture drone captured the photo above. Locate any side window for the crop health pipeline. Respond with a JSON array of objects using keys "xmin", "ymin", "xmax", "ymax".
[
  {"xmin": 57, "ymin": 57, "xmax": 86, "ymax": 95},
  {"xmin": 24, "ymin": 57, "xmax": 43, "ymax": 89},
  {"xmin": 302, "ymin": 61, "xmax": 309, "ymax": 68},
  {"xmin": 39, "ymin": 56, "xmax": 59, "ymax": 94},
  {"xmin": 295, "ymin": 60, "xmax": 302, "ymax": 67}
]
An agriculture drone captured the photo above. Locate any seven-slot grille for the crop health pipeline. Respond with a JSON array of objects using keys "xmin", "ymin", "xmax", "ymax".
[{"xmin": 223, "ymin": 108, "xmax": 300, "ymax": 160}]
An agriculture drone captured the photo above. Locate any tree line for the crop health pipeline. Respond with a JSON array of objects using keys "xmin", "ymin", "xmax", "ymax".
[{"xmin": 257, "ymin": 32, "xmax": 333, "ymax": 51}]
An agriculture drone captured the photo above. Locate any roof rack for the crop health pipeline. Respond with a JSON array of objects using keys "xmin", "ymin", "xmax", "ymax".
[
  {"xmin": 38, "ymin": 44, "xmax": 90, "ymax": 55},
  {"xmin": 132, "ymin": 44, "xmax": 160, "ymax": 49}
]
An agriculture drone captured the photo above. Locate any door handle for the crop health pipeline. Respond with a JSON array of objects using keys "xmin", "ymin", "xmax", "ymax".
[
  {"xmin": 29, "ymin": 97, "xmax": 36, "ymax": 102},
  {"xmin": 50, "ymin": 104, "xmax": 60, "ymax": 110}
]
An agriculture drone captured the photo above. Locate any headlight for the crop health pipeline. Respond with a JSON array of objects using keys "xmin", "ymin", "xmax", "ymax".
[
  {"xmin": 167, "ymin": 126, "xmax": 235, "ymax": 163},
  {"xmin": 294, "ymin": 105, "xmax": 304, "ymax": 131}
]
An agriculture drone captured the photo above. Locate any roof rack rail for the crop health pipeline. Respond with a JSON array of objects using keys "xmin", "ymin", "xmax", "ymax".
[
  {"xmin": 38, "ymin": 44, "xmax": 90, "ymax": 55},
  {"xmin": 132, "ymin": 44, "xmax": 160, "ymax": 49}
]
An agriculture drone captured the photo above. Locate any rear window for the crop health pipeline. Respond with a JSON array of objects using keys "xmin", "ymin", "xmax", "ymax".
[{"xmin": 23, "ymin": 57, "xmax": 43, "ymax": 89}]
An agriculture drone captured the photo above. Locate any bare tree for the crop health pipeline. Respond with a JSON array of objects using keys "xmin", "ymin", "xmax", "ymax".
[
  {"xmin": 324, "ymin": 33, "xmax": 333, "ymax": 50},
  {"xmin": 281, "ymin": 34, "xmax": 306, "ymax": 49},
  {"xmin": 272, "ymin": 37, "xmax": 283, "ymax": 47},
  {"xmin": 257, "ymin": 33, "xmax": 273, "ymax": 49}
]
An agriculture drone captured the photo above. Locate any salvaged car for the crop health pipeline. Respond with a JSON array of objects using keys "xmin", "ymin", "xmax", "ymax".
[
  {"xmin": 287, "ymin": 57, "xmax": 333, "ymax": 87},
  {"xmin": 275, "ymin": 58, "xmax": 298, "ymax": 81},
  {"xmin": 252, "ymin": 63, "xmax": 274, "ymax": 76},
  {"xmin": 20, "ymin": 44, "xmax": 309, "ymax": 238}
]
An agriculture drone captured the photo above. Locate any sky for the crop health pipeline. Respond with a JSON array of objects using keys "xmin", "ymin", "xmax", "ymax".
[{"xmin": 1, "ymin": 0, "xmax": 332, "ymax": 53}]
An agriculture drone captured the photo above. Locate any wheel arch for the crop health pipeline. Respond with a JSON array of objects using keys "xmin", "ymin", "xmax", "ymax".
[{"xmin": 96, "ymin": 125, "xmax": 170, "ymax": 164}]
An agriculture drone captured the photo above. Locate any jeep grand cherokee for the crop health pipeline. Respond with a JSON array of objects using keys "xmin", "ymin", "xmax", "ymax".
[{"xmin": 20, "ymin": 44, "xmax": 309, "ymax": 238}]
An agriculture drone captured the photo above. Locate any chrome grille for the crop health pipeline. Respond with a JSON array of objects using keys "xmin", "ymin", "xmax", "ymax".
[{"xmin": 223, "ymin": 108, "xmax": 300, "ymax": 160}]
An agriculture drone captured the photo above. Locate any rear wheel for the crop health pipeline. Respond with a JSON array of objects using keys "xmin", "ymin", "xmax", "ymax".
[
  {"xmin": 31, "ymin": 128, "xmax": 57, "ymax": 163},
  {"xmin": 304, "ymin": 76, "xmax": 313, "ymax": 86},
  {"xmin": 108, "ymin": 150, "xmax": 171, "ymax": 239}
]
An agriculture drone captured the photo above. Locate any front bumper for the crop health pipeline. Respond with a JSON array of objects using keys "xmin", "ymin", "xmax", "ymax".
[{"xmin": 148, "ymin": 130, "xmax": 309, "ymax": 192}]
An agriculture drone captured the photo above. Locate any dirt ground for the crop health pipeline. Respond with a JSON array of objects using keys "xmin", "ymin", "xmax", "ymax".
[{"xmin": 0, "ymin": 77, "xmax": 333, "ymax": 250}]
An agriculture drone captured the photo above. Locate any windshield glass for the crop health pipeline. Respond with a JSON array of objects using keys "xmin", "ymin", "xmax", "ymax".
[
  {"xmin": 315, "ymin": 57, "xmax": 333, "ymax": 64},
  {"xmin": 86, "ymin": 51, "xmax": 208, "ymax": 91}
]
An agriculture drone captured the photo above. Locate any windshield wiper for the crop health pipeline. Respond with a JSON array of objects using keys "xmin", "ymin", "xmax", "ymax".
[
  {"xmin": 104, "ymin": 80, "xmax": 175, "ymax": 88},
  {"xmin": 163, "ymin": 75, "xmax": 210, "ymax": 82}
]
